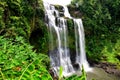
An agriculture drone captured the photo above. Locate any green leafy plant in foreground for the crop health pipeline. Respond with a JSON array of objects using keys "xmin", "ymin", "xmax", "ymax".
[
  {"xmin": 0, "ymin": 36, "xmax": 52, "ymax": 80},
  {"xmin": 64, "ymin": 66, "xmax": 87, "ymax": 80},
  {"xmin": 59, "ymin": 66, "xmax": 63, "ymax": 80},
  {"xmin": 0, "ymin": 36, "xmax": 88, "ymax": 80}
]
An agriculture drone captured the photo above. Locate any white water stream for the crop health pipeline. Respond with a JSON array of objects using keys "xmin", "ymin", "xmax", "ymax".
[{"xmin": 43, "ymin": 1, "xmax": 92, "ymax": 77}]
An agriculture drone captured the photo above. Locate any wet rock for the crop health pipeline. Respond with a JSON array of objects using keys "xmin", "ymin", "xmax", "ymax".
[
  {"xmin": 54, "ymin": 4, "xmax": 64, "ymax": 12},
  {"xmin": 49, "ymin": 68, "xmax": 58, "ymax": 80},
  {"xmin": 73, "ymin": 63, "xmax": 80, "ymax": 70},
  {"xmin": 93, "ymin": 62, "xmax": 120, "ymax": 78},
  {"xmin": 59, "ymin": 12, "xmax": 64, "ymax": 17},
  {"xmin": 68, "ymin": 5, "xmax": 83, "ymax": 18}
]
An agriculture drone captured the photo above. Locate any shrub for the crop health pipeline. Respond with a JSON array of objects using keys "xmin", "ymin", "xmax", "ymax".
[{"xmin": 0, "ymin": 36, "xmax": 52, "ymax": 80}]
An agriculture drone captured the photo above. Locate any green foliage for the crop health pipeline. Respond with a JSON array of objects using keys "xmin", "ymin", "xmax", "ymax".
[
  {"xmin": 71, "ymin": 0, "xmax": 120, "ymax": 66},
  {"xmin": 0, "ymin": 0, "xmax": 89, "ymax": 79},
  {"xmin": 54, "ymin": 5, "xmax": 63, "ymax": 12},
  {"xmin": 0, "ymin": 0, "xmax": 45, "ymax": 38},
  {"xmin": 0, "ymin": 36, "xmax": 52, "ymax": 80},
  {"xmin": 67, "ymin": 19, "xmax": 76, "ymax": 51},
  {"xmin": 0, "ymin": 0, "xmax": 48, "ymax": 54},
  {"xmin": 101, "ymin": 40, "xmax": 120, "ymax": 66},
  {"xmin": 65, "ymin": 75, "xmax": 82, "ymax": 80},
  {"xmin": 67, "ymin": 19, "xmax": 74, "ymax": 31},
  {"xmin": 59, "ymin": 66, "xmax": 63, "ymax": 80},
  {"xmin": 65, "ymin": 66, "xmax": 86, "ymax": 80},
  {"xmin": 0, "ymin": 35, "xmax": 87, "ymax": 79},
  {"xmin": 0, "ymin": 0, "xmax": 49, "ymax": 79},
  {"xmin": 0, "ymin": 1, "xmax": 6, "ymax": 30}
]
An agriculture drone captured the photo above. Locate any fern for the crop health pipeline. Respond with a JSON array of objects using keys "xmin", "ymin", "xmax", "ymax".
[
  {"xmin": 0, "ymin": 36, "xmax": 52, "ymax": 80},
  {"xmin": 0, "ymin": 68, "xmax": 5, "ymax": 80}
]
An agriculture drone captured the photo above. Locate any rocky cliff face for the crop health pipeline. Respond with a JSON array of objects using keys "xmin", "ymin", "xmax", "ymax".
[{"xmin": 68, "ymin": 5, "xmax": 82, "ymax": 18}]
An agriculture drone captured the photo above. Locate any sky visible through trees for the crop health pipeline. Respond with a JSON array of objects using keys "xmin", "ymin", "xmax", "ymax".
[{"xmin": 43, "ymin": 0, "xmax": 72, "ymax": 5}]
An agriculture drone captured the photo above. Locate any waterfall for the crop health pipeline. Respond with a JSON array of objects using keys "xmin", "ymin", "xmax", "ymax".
[
  {"xmin": 43, "ymin": 1, "xmax": 91, "ymax": 77},
  {"xmin": 74, "ymin": 19, "xmax": 91, "ymax": 71}
]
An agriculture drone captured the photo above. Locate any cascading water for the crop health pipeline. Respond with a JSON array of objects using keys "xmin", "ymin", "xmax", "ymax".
[
  {"xmin": 74, "ymin": 19, "xmax": 91, "ymax": 71},
  {"xmin": 43, "ymin": 2, "xmax": 75, "ymax": 76},
  {"xmin": 43, "ymin": 1, "xmax": 91, "ymax": 77}
]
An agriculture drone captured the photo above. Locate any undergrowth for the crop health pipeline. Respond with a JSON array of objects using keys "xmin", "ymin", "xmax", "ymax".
[{"xmin": 0, "ymin": 36, "xmax": 52, "ymax": 80}]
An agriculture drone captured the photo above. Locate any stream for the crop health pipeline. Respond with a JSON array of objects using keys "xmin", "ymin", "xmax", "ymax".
[{"xmin": 87, "ymin": 67, "xmax": 120, "ymax": 80}]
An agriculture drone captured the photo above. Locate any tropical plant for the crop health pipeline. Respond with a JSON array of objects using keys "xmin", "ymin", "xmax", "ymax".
[
  {"xmin": 65, "ymin": 66, "xmax": 87, "ymax": 80},
  {"xmin": 71, "ymin": 0, "xmax": 120, "ymax": 65},
  {"xmin": 0, "ymin": 36, "xmax": 52, "ymax": 80}
]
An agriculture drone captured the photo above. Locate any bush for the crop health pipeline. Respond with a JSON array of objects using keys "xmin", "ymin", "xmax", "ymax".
[
  {"xmin": 71, "ymin": 0, "xmax": 120, "ymax": 65},
  {"xmin": 0, "ymin": 36, "xmax": 52, "ymax": 80}
]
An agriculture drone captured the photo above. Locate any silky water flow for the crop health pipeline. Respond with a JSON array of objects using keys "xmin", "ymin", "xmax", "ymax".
[{"xmin": 43, "ymin": 1, "xmax": 92, "ymax": 77}]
